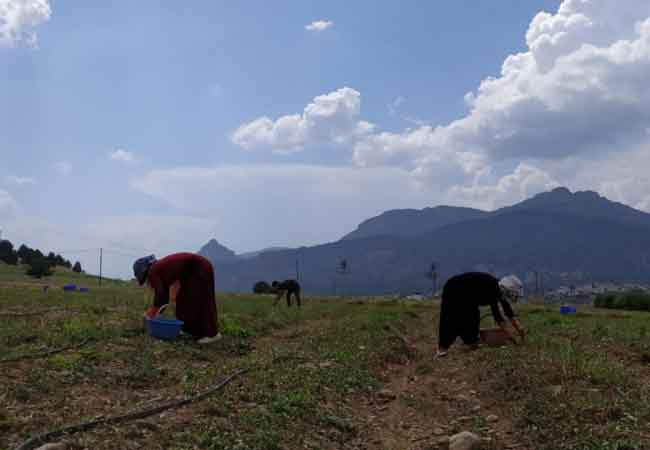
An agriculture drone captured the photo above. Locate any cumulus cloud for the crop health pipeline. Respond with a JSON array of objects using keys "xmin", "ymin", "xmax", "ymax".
[
  {"xmin": 232, "ymin": 87, "xmax": 374, "ymax": 153},
  {"xmin": 5, "ymin": 175, "xmax": 36, "ymax": 185},
  {"xmin": 133, "ymin": 164, "xmax": 435, "ymax": 250},
  {"xmin": 305, "ymin": 20, "xmax": 333, "ymax": 32},
  {"xmin": 356, "ymin": 2, "xmax": 650, "ymax": 169},
  {"xmin": 228, "ymin": 1, "xmax": 650, "ymax": 214},
  {"xmin": 0, "ymin": 0, "xmax": 51, "ymax": 48},
  {"xmin": 109, "ymin": 149, "xmax": 135, "ymax": 163},
  {"xmin": 53, "ymin": 161, "xmax": 72, "ymax": 175},
  {"xmin": 447, "ymin": 163, "xmax": 561, "ymax": 210},
  {"xmin": 343, "ymin": 0, "xmax": 650, "ymax": 211}
]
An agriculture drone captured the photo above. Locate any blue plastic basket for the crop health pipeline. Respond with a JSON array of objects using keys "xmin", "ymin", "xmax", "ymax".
[
  {"xmin": 79, "ymin": 287, "xmax": 89, "ymax": 293},
  {"xmin": 146, "ymin": 316, "xmax": 184, "ymax": 340},
  {"xmin": 63, "ymin": 284, "xmax": 77, "ymax": 292},
  {"xmin": 560, "ymin": 305, "xmax": 577, "ymax": 314}
]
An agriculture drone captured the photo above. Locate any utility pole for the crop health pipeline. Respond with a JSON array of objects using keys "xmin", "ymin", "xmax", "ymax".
[{"xmin": 99, "ymin": 248, "xmax": 103, "ymax": 286}]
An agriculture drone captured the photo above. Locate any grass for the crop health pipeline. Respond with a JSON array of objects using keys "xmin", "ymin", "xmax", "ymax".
[{"xmin": 1, "ymin": 266, "xmax": 650, "ymax": 450}]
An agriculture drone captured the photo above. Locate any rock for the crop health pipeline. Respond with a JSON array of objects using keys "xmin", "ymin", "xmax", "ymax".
[
  {"xmin": 472, "ymin": 405, "xmax": 481, "ymax": 412},
  {"xmin": 433, "ymin": 427, "xmax": 446, "ymax": 436},
  {"xmin": 486, "ymin": 414, "xmax": 499, "ymax": 423},
  {"xmin": 377, "ymin": 389, "xmax": 397, "ymax": 401},
  {"xmin": 435, "ymin": 436, "xmax": 450, "ymax": 445},
  {"xmin": 35, "ymin": 444, "xmax": 66, "ymax": 450},
  {"xmin": 449, "ymin": 431, "xmax": 481, "ymax": 450}
]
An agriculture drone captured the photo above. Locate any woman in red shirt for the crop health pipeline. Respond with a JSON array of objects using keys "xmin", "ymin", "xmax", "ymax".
[{"xmin": 134, "ymin": 253, "xmax": 221, "ymax": 344}]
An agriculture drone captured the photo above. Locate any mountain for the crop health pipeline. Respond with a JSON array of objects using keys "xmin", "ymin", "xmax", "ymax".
[
  {"xmin": 341, "ymin": 187, "xmax": 650, "ymax": 242},
  {"xmin": 201, "ymin": 188, "xmax": 650, "ymax": 295},
  {"xmin": 497, "ymin": 187, "xmax": 650, "ymax": 228},
  {"xmin": 238, "ymin": 247, "xmax": 292, "ymax": 260},
  {"xmin": 198, "ymin": 239, "xmax": 237, "ymax": 263},
  {"xmin": 341, "ymin": 206, "xmax": 487, "ymax": 240}
]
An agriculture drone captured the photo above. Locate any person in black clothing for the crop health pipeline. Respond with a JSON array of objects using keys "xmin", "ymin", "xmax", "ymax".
[
  {"xmin": 435, "ymin": 272, "xmax": 527, "ymax": 358},
  {"xmin": 272, "ymin": 279, "xmax": 302, "ymax": 307}
]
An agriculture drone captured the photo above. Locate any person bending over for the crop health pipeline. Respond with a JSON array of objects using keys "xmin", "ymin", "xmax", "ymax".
[
  {"xmin": 271, "ymin": 279, "xmax": 302, "ymax": 307},
  {"xmin": 134, "ymin": 253, "xmax": 221, "ymax": 344},
  {"xmin": 435, "ymin": 272, "xmax": 526, "ymax": 358}
]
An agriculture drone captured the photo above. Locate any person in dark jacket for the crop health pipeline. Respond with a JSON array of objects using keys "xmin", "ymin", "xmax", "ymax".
[
  {"xmin": 134, "ymin": 253, "xmax": 221, "ymax": 344},
  {"xmin": 271, "ymin": 279, "xmax": 302, "ymax": 307},
  {"xmin": 435, "ymin": 272, "xmax": 526, "ymax": 358}
]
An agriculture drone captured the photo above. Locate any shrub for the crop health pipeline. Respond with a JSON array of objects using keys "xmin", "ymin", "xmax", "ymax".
[
  {"xmin": 253, "ymin": 281, "xmax": 272, "ymax": 294},
  {"xmin": 26, "ymin": 257, "xmax": 53, "ymax": 278},
  {"xmin": 73, "ymin": 261, "xmax": 83, "ymax": 273},
  {"xmin": 595, "ymin": 290, "xmax": 650, "ymax": 312},
  {"xmin": 0, "ymin": 240, "xmax": 18, "ymax": 265}
]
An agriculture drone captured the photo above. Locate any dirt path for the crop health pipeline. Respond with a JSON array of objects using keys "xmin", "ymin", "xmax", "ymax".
[{"xmin": 348, "ymin": 335, "xmax": 532, "ymax": 450}]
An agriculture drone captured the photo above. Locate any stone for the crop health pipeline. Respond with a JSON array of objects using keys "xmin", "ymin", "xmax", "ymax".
[
  {"xmin": 449, "ymin": 431, "xmax": 481, "ymax": 450},
  {"xmin": 433, "ymin": 427, "xmax": 446, "ymax": 436},
  {"xmin": 486, "ymin": 414, "xmax": 499, "ymax": 423},
  {"xmin": 35, "ymin": 444, "xmax": 66, "ymax": 450},
  {"xmin": 377, "ymin": 389, "xmax": 397, "ymax": 400}
]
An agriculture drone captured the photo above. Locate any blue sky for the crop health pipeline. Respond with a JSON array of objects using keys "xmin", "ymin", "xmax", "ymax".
[{"xmin": 3, "ymin": 0, "xmax": 650, "ymax": 278}]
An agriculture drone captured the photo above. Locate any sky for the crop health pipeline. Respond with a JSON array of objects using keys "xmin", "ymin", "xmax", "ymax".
[{"xmin": 2, "ymin": 0, "xmax": 650, "ymax": 279}]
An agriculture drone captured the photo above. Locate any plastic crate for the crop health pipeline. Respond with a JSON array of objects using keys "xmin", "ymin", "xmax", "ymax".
[{"xmin": 560, "ymin": 305, "xmax": 577, "ymax": 314}]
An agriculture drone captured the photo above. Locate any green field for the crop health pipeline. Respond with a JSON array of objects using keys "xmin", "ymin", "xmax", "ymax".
[{"xmin": 1, "ymin": 265, "xmax": 650, "ymax": 450}]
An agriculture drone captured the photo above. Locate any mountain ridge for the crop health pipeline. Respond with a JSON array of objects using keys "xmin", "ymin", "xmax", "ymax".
[{"xmin": 199, "ymin": 188, "xmax": 650, "ymax": 294}]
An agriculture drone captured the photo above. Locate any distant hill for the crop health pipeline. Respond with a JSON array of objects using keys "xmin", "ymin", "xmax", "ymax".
[
  {"xmin": 238, "ymin": 247, "xmax": 292, "ymax": 260},
  {"xmin": 198, "ymin": 239, "xmax": 237, "ymax": 263},
  {"xmin": 200, "ymin": 188, "xmax": 650, "ymax": 295},
  {"xmin": 496, "ymin": 187, "xmax": 650, "ymax": 228},
  {"xmin": 341, "ymin": 206, "xmax": 487, "ymax": 240}
]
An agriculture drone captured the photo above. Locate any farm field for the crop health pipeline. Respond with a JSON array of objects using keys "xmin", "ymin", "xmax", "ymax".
[{"xmin": 1, "ymin": 266, "xmax": 650, "ymax": 450}]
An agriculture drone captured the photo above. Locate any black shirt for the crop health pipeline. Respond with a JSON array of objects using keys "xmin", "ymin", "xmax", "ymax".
[{"xmin": 442, "ymin": 272, "xmax": 515, "ymax": 323}]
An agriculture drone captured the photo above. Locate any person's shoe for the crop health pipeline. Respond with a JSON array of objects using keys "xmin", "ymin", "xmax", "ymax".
[{"xmin": 197, "ymin": 333, "xmax": 223, "ymax": 345}]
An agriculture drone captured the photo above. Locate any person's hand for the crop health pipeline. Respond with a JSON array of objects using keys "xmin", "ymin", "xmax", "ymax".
[{"xmin": 144, "ymin": 306, "xmax": 160, "ymax": 319}]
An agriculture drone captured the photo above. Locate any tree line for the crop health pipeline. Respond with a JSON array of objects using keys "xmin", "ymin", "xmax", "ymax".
[{"xmin": 0, "ymin": 239, "xmax": 83, "ymax": 278}]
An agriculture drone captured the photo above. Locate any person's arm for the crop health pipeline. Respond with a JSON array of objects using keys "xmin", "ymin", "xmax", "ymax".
[
  {"xmin": 490, "ymin": 302, "xmax": 517, "ymax": 343},
  {"xmin": 148, "ymin": 271, "xmax": 169, "ymax": 308},
  {"xmin": 500, "ymin": 299, "xmax": 527, "ymax": 338}
]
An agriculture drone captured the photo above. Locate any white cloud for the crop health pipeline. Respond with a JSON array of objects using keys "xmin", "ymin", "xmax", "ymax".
[
  {"xmin": 232, "ymin": 87, "xmax": 374, "ymax": 153},
  {"xmin": 133, "ymin": 164, "xmax": 435, "ymax": 250},
  {"xmin": 357, "ymin": 1, "xmax": 650, "ymax": 168},
  {"xmin": 5, "ymin": 175, "xmax": 36, "ymax": 185},
  {"xmin": 109, "ymin": 149, "xmax": 135, "ymax": 163},
  {"xmin": 342, "ymin": 1, "xmax": 650, "ymax": 211},
  {"xmin": 305, "ymin": 20, "xmax": 333, "ymax": 32},
  {"xmin": 228, "ymin": 1, "xmax": 650, "ymax": 214},
  {"xmin": 0, "ymin": 0, "xmax": 51, "ymax": 48},
  {"xmin": 446, "ymin": 163, "xmax": 560, "ymax": 211},
  {"xmin": 53, "ymin": 161, "xmax": 72, "ymax": 175}
]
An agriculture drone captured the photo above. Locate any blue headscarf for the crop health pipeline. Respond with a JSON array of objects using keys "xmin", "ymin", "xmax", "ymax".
[{"xmin": 133, "ymin": 255, "xmax": 156, "ymax": 285}]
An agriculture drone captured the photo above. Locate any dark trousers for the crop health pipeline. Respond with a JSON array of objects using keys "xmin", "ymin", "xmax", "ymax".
[
  {"xmin": 438, "ymin": 297, "xmax": 480, "ymax": 349},
  {"xmin": 274, "ymin": 288, "xmax": 302, "ymax": 307},
  {"xmin": 286, "ymin": 289, "xmax": 301, "ymax": 307}
]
